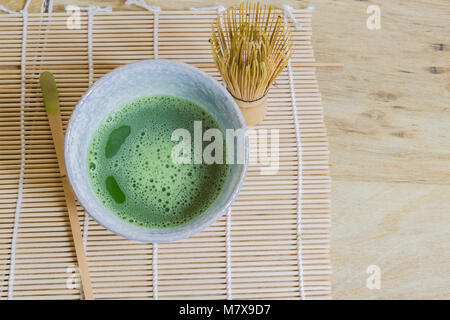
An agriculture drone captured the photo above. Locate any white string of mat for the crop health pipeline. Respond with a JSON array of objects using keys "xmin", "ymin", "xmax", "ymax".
[
  {"xmin": 282, "ymin": 4, "xmax": 314, "ymax": 30},
  {"xmin": 126, "ymin": 0, "xmax": 161, "ymax": 60},
  {"xmin": 75, "ymin": 4, "xmax": 112, "ymax": 300},
  {"xmin": 54, "ymin": 6, "xmax": 113, "ymax": 296},
  {"xmin": 65, "ymin": 6, "xmax": 113, "ymax": 91},
  {"xmin": 189, "ymin": 4, "xmax": 232, "ymax": 300},
  {"xmin": 63, "ymin": 4, "xmax": 112, "ymax": 299},
  {"xmin": 192, "ymin": 3, "xmax": 310, "ymax": 300},
  {"xmin": 36, "ymin": 0, "xmax": 53, "ymax": 68},
  {"xmin": 225, "ymin": 209, "xmax": 232, "ymax": 300},
  {"xmin": 0, "ymin": 4, "xmax": 17, "ymax": 14},
  {"xmin": 283, "ymin": 4, "xmax": 313, "ymax": 300},
  {"xmin": 125, "ymin": 0, "xmax": 161, "ymax": 300},
  {"xmin": 0, "ymin": 0, "xmax": 32, "ymax": 300},
  {"xmin": 191, "ymin": 4, "xmax": 235, "ymax": 300}
]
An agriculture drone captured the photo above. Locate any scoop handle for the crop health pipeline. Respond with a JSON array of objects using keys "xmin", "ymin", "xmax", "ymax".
[{"xmin": 39, "ymin": 71, "xmax": 94, "ymax": 300}]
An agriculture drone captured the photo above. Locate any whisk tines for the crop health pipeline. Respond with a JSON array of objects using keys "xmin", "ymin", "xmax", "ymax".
[{"xmin": 210, "ymin": 1, "xmax": 294, "ymax": 103}]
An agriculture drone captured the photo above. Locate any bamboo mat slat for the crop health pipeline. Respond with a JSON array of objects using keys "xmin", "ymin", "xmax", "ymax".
[{"xmin": 0, "ymin": 8, "xmax": 330, "ymax": 300}]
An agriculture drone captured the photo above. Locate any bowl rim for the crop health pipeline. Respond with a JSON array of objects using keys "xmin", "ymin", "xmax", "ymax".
[{"xmin": 64, "ymin": 59, "xmax": 248, "ymax": 243}]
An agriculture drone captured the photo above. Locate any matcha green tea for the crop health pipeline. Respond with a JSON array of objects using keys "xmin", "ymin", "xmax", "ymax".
[{"xmin": 87, "ymin": 95, "xmax": 229, "ymax": 229}]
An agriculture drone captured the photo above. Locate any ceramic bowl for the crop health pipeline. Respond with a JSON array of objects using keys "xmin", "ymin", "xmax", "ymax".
[{"xmin": 65, "ymin": 59, "xmax": 248, "ymax": 242}]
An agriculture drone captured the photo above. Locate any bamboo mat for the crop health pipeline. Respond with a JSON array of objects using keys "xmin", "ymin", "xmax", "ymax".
[{"xmin": 0, "ymin": 7, "xmax": 331, "ymax": 300}]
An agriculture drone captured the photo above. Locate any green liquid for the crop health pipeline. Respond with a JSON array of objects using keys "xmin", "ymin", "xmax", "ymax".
[{"xmin": 87, "ymin": 95, "xmax": 229, "ymax": 229}]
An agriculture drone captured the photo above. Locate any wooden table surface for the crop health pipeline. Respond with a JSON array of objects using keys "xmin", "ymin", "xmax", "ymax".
[{"xmin": 1, "ymin": 0, "xmax": 449, "ymax": 300}]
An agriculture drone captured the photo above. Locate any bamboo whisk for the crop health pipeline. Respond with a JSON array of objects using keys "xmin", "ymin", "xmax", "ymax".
[{"xmin": 210, "ymin": 1, "xmax": 294, "ymax": 125}]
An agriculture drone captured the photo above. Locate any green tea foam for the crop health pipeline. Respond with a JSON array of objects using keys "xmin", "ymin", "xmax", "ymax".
[{"xmin": 87, "ymin": 95, "xmax": 229, "ymax": 229}]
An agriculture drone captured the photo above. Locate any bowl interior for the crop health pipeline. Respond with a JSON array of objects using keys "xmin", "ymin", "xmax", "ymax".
[{"xmin": 65, "ymin": 60, "xmax": 248, "ymax": 242}]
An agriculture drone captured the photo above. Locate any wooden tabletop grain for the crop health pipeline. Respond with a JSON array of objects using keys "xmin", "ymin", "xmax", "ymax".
[{"xmin": 1, "ymin": 0, "xmax": 449, "ymax": 300}]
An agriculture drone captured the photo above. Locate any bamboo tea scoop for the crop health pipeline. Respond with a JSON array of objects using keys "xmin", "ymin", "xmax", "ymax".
[{"xmin": 39, "ymin": 71, "xmax": 94, "ymax": 300}]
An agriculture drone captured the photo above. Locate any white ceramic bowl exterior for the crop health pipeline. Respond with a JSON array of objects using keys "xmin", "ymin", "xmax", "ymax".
[{"xmin": 65, "ymin": 60, "xmax": 248, "ymax": 242}]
